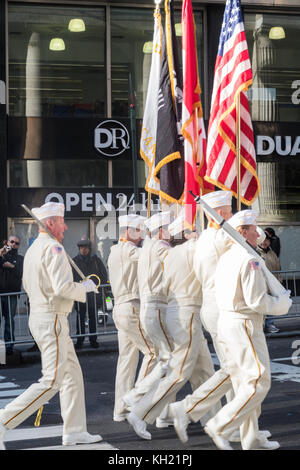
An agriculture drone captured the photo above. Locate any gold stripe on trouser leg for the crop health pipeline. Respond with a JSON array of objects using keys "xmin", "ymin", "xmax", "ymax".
[
  {"xmin": 134, "ymin": 306, "xmax": 155, "ymax": 378},
  {"xmin": 158, "ymin": 309, "xmax": 172, "ymax": 352},
  {"xmin": 186, "ymin": 374, "xmax": 231, "ymax": 414},
  {"xmin": 142, "ymin": 312, "xmax": 194, "ymax": 421},
  {"xmin": 218, "ymin": 320, "xmax": 262, "ymax": 435},
  {"xmin": 4, "ymin": 314, "xmax": 60, "ymax": 427}
]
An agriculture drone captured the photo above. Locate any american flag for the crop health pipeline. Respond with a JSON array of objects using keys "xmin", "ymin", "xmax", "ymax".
[{"xmin": 205, "ymin": 0, "xmax": 260, "ymax": 205}]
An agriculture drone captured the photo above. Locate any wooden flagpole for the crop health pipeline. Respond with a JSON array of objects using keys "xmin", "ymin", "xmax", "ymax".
[{"xmin": 236, "ymin": 93, "xmax": 241, "ymax": 211}]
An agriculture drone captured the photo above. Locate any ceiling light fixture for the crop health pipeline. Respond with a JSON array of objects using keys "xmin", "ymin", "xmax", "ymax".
[
  {"xmin": 175, "ymin": 23, "xmax": 182, "ymax": 37},
  {"xmin": 269, "ymin": 26, "xmax": 285, "ymax": 40},
  {"xmin": 68, "ymin": 18, "xmax": 86, "ymax": 32},
  {"xmin": 49, "ymin": 38, "xmax": 65, "ymax": 51},
  {"xmin": 143, "ymin": 41, "xmax": 153, "ymax": 54}
]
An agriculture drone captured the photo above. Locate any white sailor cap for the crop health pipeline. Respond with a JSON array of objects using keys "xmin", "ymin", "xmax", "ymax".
[
  {"xmin": 168, "ymin": 211, "xmax": 186, "ymax": 236},
  {"xmin": 227, "ymin": 210, "xmax": 259, "ymax": 229},
  {"xmin": 144, "ymin": 211, "xmax": 172, "ymax": 233},
  {"xmin": 256, "ymin": 226, "xmax": 266, "ymax": 245},
  {"xmin": 201, "ymin": 190, "xmax": 232, "ymax": 208},
  {"xmin": 118, "ymin": 214, "xmax": 146, "ymax": 230},
  {"xmin": 32, "ymin": 202, "xmax": 65, "ymax": 220}
]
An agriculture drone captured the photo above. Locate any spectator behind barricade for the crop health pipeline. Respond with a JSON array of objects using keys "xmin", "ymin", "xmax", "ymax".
[
  {"xmin": 0, "ymin": 236, "xmax": 24, "ymax": 355},
  {"xmin": 257, "ymin": 228, "xmax": 282, "ymax": 334},
  {"xmin": 264, "ymin": 227, "xmax": 281, "ymax": 258},
  {"xmin": 72, "ymin": 238, "xmax": 108, "ymax": 350}
]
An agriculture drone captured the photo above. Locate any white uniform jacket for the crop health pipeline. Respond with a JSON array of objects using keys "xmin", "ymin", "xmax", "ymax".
[
  {"xmin": 215, "ymin": 244, "xmax": 291, "ymax": 319},
  {"xmin": 107, "ymin": 240, "xmax": 140, "ymax": 305},
  {"xmin": 164, "ymin": 238, "xmax": 202, "ymax": 307},
  {"xmin": 193, "ymin": 227, "xmax": 231, "ymax": 318},
  {"xmin": 137, "ymin": 238, "xmax": 169, "ymax": 304},
  {"xmin": 22, "ymin": 232, "xmax": 86, "ymax": 314}
]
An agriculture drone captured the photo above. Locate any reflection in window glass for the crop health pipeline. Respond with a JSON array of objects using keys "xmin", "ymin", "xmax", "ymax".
[
  {"xmin": 245, "ymin": 13, "xmax": 300, "ymax": 122},
  {"xmin": 12, "ymin": 220, "xmax": 89, "ymax": 259},
  {"xmin": 9, "ymin": 160, "xmax": 108, "ymax": 187},
  {"xmin": 111, "ymin": 8, "xmax": 204, "ymax": 119},
  {"xmin": 8, "ymin": 4, "xmax": 106, "ymax": 117},
  {"xmin": 255, "ymin": 160, "xmax": 300, "ymax": 223},
  {"xmin": 62, "ymin": 220, "xmax": 90, "ymax": 259},
  {"xmin": 11, "ymin": 222, "xmax": 38, "ymax": 257},
  {"xmin": 112, "ymin": 160, "xmax": 146, "ymax": 188},
  {"xmin": 112, "ymin": 160, "xmax": 133, "ymax": 187},
  {"xmin": 111, "ymin": 8, "xmax": 154, "ymax": 119}
]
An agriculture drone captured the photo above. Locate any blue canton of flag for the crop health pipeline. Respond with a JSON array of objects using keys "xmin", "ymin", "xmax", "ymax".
[{"xmin": 218, "ymin": 0, "xmax": 243, "ymax": 56}]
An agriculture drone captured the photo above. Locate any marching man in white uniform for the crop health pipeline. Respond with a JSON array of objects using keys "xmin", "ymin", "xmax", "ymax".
[
  {"xmin": 192, "ymin": 191, "xmax": 235, "ymax": 407},
  {"xmin": 107, "ymin": 214, "xmax": 157, "ymax": 424},
  {"xmin": 127, "ymin": 213, "xmax": 216, "ymax": 440},
  {"xmin": 193, "ymin": 190, "xmax": 233, "ymax": 358},
  {"xmin": 0, "ymin": 202, "xmax": 102, "ymax": 450},
  {"xmin": 123, "ymin": 212, "xmax": 173, "ymax": 431},
  {"xmin": 172, "ymin": 210, "xmax": 292, "ymax": 450}
]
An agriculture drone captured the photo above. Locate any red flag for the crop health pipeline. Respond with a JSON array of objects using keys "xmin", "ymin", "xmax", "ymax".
[
  {"xmin": 205, "ymin": 0, "xmax": 260, "ymax": 205},
  {"xmin": 181, "ymin": 0, "xmax": 214, "ymax": 229}
]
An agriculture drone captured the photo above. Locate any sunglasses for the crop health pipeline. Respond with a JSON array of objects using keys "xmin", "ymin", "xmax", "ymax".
[{"xmin": 9, "ymin": 240, "xmax": 20, "ymax": 246}]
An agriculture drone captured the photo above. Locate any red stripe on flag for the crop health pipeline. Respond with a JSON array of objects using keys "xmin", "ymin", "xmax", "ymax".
[{"xmin": 205, "ymin": 0, "xmax": 260, "ymax": 205}]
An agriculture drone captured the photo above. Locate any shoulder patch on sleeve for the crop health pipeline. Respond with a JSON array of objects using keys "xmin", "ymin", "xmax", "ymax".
[
  {"xmin": 52, "ymin": 245, "xmax": 63, "ymax": 255},
  {"xmin": 249, "ymin": 260, "xmax": 259, "ymax": 270}
]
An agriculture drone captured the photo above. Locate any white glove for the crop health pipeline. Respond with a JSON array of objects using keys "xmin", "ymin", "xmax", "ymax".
[
  {"xmin": 82, "ymin": 279, "xmax": 98, "ymax": 293},
  {"xmin": 285, "ymin": 289, "xmax": 291, "ymax": 297}
]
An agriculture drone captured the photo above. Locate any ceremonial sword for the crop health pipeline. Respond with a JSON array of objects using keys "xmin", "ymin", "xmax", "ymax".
[
  {"xmin": 189, "ymin": 191, "xmax": 287, "ymax": 299},
  {"xmin": 21, "ymin": 204, "xmax": 101, "ymax": 289}
]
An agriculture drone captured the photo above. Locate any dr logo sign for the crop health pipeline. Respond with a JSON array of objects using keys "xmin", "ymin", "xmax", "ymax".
[{"xmin": 94, "ymin": 120, "xmax": 130, "ymax": 157}]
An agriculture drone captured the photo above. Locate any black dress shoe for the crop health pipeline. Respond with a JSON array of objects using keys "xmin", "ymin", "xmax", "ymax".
[
  {"xmin": 75, "ymin": 342, "xmax": 83, "ymax": 350},
  {"xmin": 90, "ymin": 342, "xmax": 99, "ymax": 349}
]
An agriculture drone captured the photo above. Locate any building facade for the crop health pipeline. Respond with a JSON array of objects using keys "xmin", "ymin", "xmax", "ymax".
[{"xmin": 1, "ymin": 0, "xmax": 300, "ymax": 268}]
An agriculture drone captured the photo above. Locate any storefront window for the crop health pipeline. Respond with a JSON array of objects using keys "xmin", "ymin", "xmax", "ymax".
[
  {"xmin": 8, "ymin": 4, "xmax": 106, "ymax": 117},
  {"xmin": 9, "ymin": 160, "xmax": 108, "ymax": 188},
  {"xmin": 110, "ymin": 8, "xmax": 204, "ymax": 119},
  {"xmin": 111, "ymin": 7, "xmax": 203, "ymax": 192},
  {"xmin": 244, "ymin": 12, "xmax": 300, "ymax": 224},
  {"xmin": 112, "ymin": 160, "xmax": 146, "ymax": 188},
  {"xmin": 10, "ymin": 219, "xmax": 89, "ymax": 258},
  {"xmin": 245, "ymin": 12, "xmax": 300, "ymax": 122}
]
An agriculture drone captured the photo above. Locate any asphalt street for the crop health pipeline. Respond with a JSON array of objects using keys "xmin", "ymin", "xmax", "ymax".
[{"xmin": 1, "ymin": 317, "xmax": 300, "ymax": 454}]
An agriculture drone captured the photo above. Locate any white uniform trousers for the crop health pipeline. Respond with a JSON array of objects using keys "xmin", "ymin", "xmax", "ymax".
[
  {"xmin": 113, "ymin": 300, "xmax": 157, "ymax": 417},
  {"xmin": 125, "ymin": 302, "xmax": 173, "ymax": 404},
  {"xmin": 0, "ymin": 312, "xmax": 87, "ymax": 434},
  {"xmin": 201, "ymin": 300, "xmax": 235, "ymax": 404},
  {"xmin": 181, "ymin": 315, "xmax": 263, "ymax": 447},
  {"xmin": 204, "ymin": 312, "xmax": 271, "ymax": 450},
  {"xmin": 140, "ymin": 302, "xmax": 172, "ymax": 363},
  {"xmin": 132, "ymin": 306, "xmax": 215, "ymax": 425}
]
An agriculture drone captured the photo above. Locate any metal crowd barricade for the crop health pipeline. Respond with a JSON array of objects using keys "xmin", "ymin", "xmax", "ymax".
[
  {"xmin": 269, "ymin": 270, "xmax": 300, "ymax": 320},
  {"xmin": 72, "ymin": 283, "xmax": 117, "ymax": 341},
  {"xmin": 1, "ymin": 271, "xmax": 300, "ymax": 348},
  {"xmin": 0, "ymin": 284, "xmax": 117, "ymax": 349}
]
